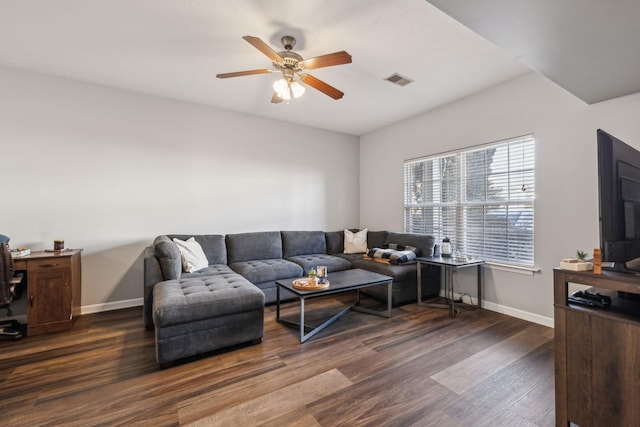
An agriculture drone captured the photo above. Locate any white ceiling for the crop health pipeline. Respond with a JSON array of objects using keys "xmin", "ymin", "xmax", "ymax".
[
  {"xmin": 0, "ymin": 1, "xmax": 636, "ymax": 136},
  {"xmin": 0, "ymin": 0, "xmax": 531, "ymax": 136},
  {"xmin": 427, "ymin": 0, "xmax": 640, "ymax": 105}
]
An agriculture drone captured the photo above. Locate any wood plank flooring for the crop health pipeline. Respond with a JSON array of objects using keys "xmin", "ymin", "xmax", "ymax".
[{"xmin": 0, "ymin": 295, "xmax": 555, "ymax": 426}]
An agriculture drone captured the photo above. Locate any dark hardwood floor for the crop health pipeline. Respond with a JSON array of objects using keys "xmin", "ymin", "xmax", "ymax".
[{"xmin": 0, "ymin": 295, "xmax": 555, "ymax": 426}]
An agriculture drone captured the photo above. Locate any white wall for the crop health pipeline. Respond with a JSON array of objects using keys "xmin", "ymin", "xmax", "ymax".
[
  {"xmin": 0, "ymin": 65, "xmax": 359, "ymax": 313},
  {"xmin": 360, "ymin": 72, "xmax": 640, "ymax": 325},
  {"xmin": 5, "ymin": 64, "xmax": 639, "ymax": 325}
]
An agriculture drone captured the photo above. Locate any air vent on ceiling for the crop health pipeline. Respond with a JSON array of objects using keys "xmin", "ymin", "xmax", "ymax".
[{"xmin": 385, "ymin": 73, "xmax": 414, "ymax": 86}]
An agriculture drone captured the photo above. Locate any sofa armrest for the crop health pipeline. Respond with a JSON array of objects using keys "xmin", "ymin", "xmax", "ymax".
[{"xmin": 143, "ymin": 246, "xmax": 163, "ymax": 330}]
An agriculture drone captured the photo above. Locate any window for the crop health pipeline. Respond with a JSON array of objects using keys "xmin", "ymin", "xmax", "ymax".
[{"xmin": 404, "ymin": 135, "xmax": 535, "ymax": 268}]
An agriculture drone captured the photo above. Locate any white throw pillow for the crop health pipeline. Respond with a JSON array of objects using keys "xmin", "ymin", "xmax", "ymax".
[
  {"xmin": 173, "ymin": 237, "xmax": 209, "ymax": 273},
  {"xmin": 344, "ymin": 228, "xmax": 368, "ymax": 254}
]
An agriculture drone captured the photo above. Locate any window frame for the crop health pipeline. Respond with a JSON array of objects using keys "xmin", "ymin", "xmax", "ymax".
[{"xmin": 403, "ymin": 135, "xmax": 536, "ymax": 269}]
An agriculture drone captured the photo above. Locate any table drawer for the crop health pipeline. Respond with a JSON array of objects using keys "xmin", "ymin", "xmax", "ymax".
[
  {"xmin": 26, "ymin": 257, "xmax": 71, "ymax": 271},
  {"xmin": 13, "ymin": 259, "xmax": 28, "ymax": 270}
]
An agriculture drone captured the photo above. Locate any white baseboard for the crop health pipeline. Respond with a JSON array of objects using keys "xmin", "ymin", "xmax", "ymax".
[
  {"xmin": 481, "ymin": 300, "xmax": 554, "ymax": 328},
  {"xmin": 81, "ymin": 298, "xmax": 143, "ymax": 315},
  {"xmin": 440, "ymin": 290, "xmax": 554, "ymax": 328},
  {"xmin": 0, "ymin": 300, "xmax": 142, "ymax": 324},
  {"xmin": 78, "ymin": 294, "xmax": 554, "ymax": 328}
]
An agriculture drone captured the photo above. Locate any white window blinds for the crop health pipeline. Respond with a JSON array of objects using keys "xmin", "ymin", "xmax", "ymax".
[{"xmin": 404, "ymin": 135, "xmax": 535, "ymax": 267}]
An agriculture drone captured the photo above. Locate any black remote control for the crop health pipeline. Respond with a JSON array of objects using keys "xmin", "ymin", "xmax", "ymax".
[{"xmin": 568, "ymin": 290, "xmax": 611, "ymax": 308}]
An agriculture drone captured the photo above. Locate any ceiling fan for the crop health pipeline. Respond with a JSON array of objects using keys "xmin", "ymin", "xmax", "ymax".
[{"xmin": 216, "ymin": 35, "xmax": 352, "ymax": 103}]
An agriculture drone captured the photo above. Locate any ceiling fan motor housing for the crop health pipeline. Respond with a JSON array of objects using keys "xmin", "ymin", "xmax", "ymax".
[
  {"xmin": 276, "ymin": 51, "xmax": 303, "ymax": 70},
  {"xmin": 281, "ymin": 35, "xmax": 296, "ymax": 51}
]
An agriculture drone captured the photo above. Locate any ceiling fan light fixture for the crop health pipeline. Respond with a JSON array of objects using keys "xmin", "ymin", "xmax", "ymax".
[
  {"xmin": 273, "ymin": 78, "xmax": 291, "ymax": 100},
  {"xmin": 290, "ymin": 80, "xmax": 305, "ymax": 98},
  {"xmin": 273, "ymin": 77, "xmax": 305, "ymax": 101}
]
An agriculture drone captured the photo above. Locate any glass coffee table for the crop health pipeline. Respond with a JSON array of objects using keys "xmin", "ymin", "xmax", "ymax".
[{"xmin": 276, "ymin": 268, "xmax": 393, "ymax": 343}]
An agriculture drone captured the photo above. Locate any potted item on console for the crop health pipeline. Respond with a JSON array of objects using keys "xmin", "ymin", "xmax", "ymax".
[{"xmin": 441, "ymin": 237, "xmax": 452, "ymax": 258}]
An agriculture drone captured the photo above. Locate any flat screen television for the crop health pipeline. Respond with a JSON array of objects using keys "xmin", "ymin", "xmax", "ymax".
[{"xmin": 597, "ymin": 129, "xmax": 640, "ymax": 280}]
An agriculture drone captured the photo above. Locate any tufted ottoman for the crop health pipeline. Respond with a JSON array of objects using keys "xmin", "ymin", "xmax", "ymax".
[{"xmin": 152, "ymin": 273, "xmax": 265, "ymax": 366}]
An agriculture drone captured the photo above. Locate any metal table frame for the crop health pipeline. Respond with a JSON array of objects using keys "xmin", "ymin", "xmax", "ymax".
[
  {"xmin": 416, "ymin": 256, "xmax": 485, "ymax": 317},
  {"xmin": 276, "ymin": 269, "xmax": 393, "ymax": 343}
]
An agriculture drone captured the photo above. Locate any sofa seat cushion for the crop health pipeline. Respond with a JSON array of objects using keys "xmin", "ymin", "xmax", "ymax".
[
  {"xmin": 230, "ymin": 259, "xmax": 303, "ymax": 284},
  {"xmin": 351, "ymin": 258, "xmax": 417, "ymax": 282},
  {"xmin": 286, "ymin": 254, "xmax": 352, "ymax": 275},
  {"xmin": 153, "ymin": 275, "xmax": 264, "ymax": 328},
  {"xmin": 333, "ymin": 253, "xmax": 364, "ymax": 263},
  {"xmin": 180, "ymin": 264, "xmax": 235, "ymax": 280}
]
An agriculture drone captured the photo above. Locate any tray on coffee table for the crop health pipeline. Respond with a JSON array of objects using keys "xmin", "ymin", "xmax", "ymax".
[{"xmin": 292, "ymin": 278, "xmax": 330, "ymax": 291}]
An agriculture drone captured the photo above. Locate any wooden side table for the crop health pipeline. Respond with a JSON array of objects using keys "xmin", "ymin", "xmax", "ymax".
[
  {"xmin": 416, "ymin": 256, "xmax": 484, "ymax": 316},
  {"xmin": 13, "ymin": 249, "xmax": 82, "ymax": 336}
]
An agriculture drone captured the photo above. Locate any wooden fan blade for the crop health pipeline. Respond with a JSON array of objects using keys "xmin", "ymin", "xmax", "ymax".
[
  {"xmin": 299, "ymin": 74, "xmax": 344, "ymax": 100},
  {"xmin": 216, "ymin": 69, "xmax": 272, "ymax": 79},
  {"xmin": 299, "ymin": 51, "xmax": 352, "ymax": 70},
  {"xmin": 271, "ymin": 92, "xmax": 283, "ymax": 103},
  {"xmin": 243, "ymin": 36, "xmax": 284, "ymax": 63}
]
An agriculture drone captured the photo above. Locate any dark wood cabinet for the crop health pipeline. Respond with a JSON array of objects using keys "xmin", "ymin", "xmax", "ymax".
[
  {"xmin": 554, "ymin": 268, "xmax": 640, "ymax": 426},
  {"xmin": 13, "ymin": 250, "xmax": 82, "ymax": 336}
]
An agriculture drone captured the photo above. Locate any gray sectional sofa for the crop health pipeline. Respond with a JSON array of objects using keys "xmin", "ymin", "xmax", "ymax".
[{"xmin": 144, "ymin": 229, "xmax": 441, "ymax": 365}]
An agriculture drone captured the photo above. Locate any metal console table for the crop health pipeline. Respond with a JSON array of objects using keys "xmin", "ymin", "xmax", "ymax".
[{"xmin": 416, "ymin": 256, "xmax": 485, "ymax": 317}]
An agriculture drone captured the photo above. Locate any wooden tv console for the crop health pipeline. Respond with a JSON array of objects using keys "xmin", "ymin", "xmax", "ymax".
[{"xmin": 553, "ymin": 268, "xmax": 640, "ymax": 426}]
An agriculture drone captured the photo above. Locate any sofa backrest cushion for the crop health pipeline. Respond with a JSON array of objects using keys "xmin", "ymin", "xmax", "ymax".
[
  {"xmin": 153, "ymin": 236, "xmax": 182, "ymax": 280},
  {"xmin": 385, "ymin": 232, "xmax": 435, "ymax": 257},
  {"xmin": 366, "ymin": 230, "xmax": 388, "ymax": 250},
  {"xmin": 226, "ymin": 231, "xmax": 283, "ymax": 264},
  {"xmin": 168, "ymin": 234, "xmax": 227, "ymax": 265},
  {"xmin": 325, "ymin": 231, "xmax": 343, "ymax": 254},
  {"xmin": 282, "ymin": 230, "xmax": 326, "ymax": 257}
]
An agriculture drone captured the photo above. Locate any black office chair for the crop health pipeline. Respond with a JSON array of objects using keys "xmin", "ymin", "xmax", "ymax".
[{"xmin": 0, "ymin": 234, "xmax": 24, "ymax": 339}]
